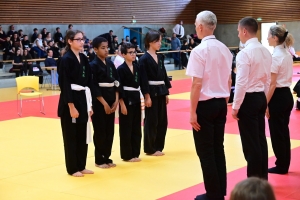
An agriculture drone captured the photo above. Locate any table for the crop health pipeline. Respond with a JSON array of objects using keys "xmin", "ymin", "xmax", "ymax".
[{"xmin": 42, "ymin": 66, "xmax": 59, "ymax": 91}]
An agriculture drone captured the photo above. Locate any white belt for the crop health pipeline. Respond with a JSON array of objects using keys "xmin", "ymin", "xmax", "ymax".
[
  {"xmin": 71, "ymin": 84, "xmax": 92, "ymax": 144},
  {"xmin": 148, "ymin": 81, "xmax": 165, "ymax": 85},
  {"xmin": 123, "ymin": 86, "xmax": 145, "ymax": 119},
  {"xmin": 99, "ymin": 82, "xmax": 114, "ymax": 87}
]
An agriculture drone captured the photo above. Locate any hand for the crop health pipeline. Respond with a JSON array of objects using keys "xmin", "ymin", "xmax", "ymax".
[
  {"xmin": 103, "ymin": 102, "xmax": 111, "ymax": 114},
  {"xmin": 111, "ymin": 101, "xmax": 118, "ymax": 112},
  {"xmin": 89, "ymin": 108, "xmax": 93, "ymax": 117},
  {"xmin": 121, "ymin": 104, "xmax": 127, "ymax": 115},
  {"xmin": 232, "ymin": 109, "xmax": 239, "ymax": 120},
  {"xmin": 166, "ymin": 96, "xmax": 169, "ymax": 105},
  {"xmin": 69, "ymin": 106, "xmax": 79, "ymax": 118},
  {"xmin": 145, "ymin": 96, "xmax": 152, "ymax": 107},
  {"xmin": 190, "ymin": 112, "xmax": 200, "ymax": 131},
  {"xmin": 265, "ymin": 107, "xmax": 270, "ymax": 119}
]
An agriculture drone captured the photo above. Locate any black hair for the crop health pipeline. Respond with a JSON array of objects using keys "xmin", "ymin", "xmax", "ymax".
[
  {"xmin": 65, "ymin": 30, "xmax": 84, "ymax": 53},
  {"xmin": 92, "ymin": 36, "xmax": 108, "ymax": 49},
  {"xmin": 109, "ymin": 30, "xmax": 113, "ymax": 33},
  {"xmin": 46, "ymin": 32, "xmax": 51, "ymax": 37},
  {"xmin": 68, "ymin": 24, "xmax": 73, "ymax": 29},
  {"xmin": 144, "ymin": 30, "xmax": 161, "ymax": 50},
  {"xmin": 56, "ymin": 27, "xmax": 60, "ymax": 31},
  {"xmin": 182, "ymin": 39, "xmax": 187, "ymax": 44},
  {"xmin": 232, "ymin": 62, "xmax": 236, "ymax": 71},
  {"xmin": 120, "ymin": 42, "xmax": 136, "ymax": 54},
  {"xmin": 33, "ymin": 28, "xmax": 38, "ymax": 31},
  {"xmin": 239, "ymin": 17, "xmax": 258, "ymax": 34},
  {"xmin": 47, "ymin": 49, "xmax": 52, "ymax": 54}
]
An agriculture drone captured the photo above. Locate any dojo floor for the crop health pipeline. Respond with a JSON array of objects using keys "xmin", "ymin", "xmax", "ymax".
[{"xmin": 0, "ymin": 67, "xmax": 300, "ymax": 200}]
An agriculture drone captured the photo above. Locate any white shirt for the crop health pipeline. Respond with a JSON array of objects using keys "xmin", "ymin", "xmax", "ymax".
[
  {"xmin": 186, "ymin": 35, "xmax": 233, "ymax": 101},
  {"xmin": 272, "ymin": 45, "xmax": 293, "ymax": 88},
  {"xmin": 288, "ymin": 46, "xmax": 298, "ymax": 58},
  {"xmin": 173, "ymin": 24, "xmax": 184, "ymax": 38},
  {"xmin": 113, "ymin": 55, "xmax": 124, "ymax": 68},
  {"xmin": 233, "ymin": 38, "xmax": 272, "ymax": 110},
  {"xmin": 32, "ymin": 38, "xmax": 43, "ymax": 48}
]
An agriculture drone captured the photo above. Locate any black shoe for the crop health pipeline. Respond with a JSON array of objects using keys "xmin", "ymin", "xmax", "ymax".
[{"xmin": 268, "ymin": 167, "xmax": 288, "ymax": 174}]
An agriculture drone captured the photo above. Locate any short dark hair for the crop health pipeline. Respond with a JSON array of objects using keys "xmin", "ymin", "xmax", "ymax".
[
  {"xmin": 68, "ymin": 24, "xmax": 73, "ymax": 28},
  {"xmin": 144, "ymin": 30, "xmax": 161, "ymax": 50},
  {"xmin": 92, "ymin": 37, "xmax": 108, "ymax": 49},
  {"xmin": 120, "ymin": 42, "xmax": 136, "ymax": 54},
  {"xmin": 33, "ymin": 28, "xmax": 38, "ymax": 31},
  {"xmin": 47, "ymin": 49, "xmax": 52, "ymax": 54},
  {"xmin": 239, "ymin": 17, "xmax": 258, "ymax": 34},
  {"xmin": 56, "ymin": 27, "xmax": 60, "ymax": 31},
  {"xmin": 109, "ymin": 30, "xmax": 113, "ymax": 33}
]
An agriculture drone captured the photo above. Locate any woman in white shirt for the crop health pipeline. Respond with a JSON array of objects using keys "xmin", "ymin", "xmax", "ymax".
[
  {"xmin": 266, "ymin": 25, "xmax": 294, "ymax": 174},
  {"xmin": 31, "ymin": 33, "xmax": 45, "ymax": 58},
  {"xmin": 285, "ymin": 34, "xmax": 300, "ymax": 61}
]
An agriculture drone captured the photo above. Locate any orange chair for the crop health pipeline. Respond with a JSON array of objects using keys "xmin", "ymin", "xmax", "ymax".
[{"xmin": 16, "ymin": 76, "xmax": 45, "ymax": 116}]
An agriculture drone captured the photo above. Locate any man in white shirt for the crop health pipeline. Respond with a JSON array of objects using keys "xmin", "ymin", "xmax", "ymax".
[
  {"xmin": 232, "ymin": 17, "xmax": 272, "ymax": 180},
  {"xmin": 186, "ymin": 11, "xmax": 232, "ymax": 200},
  {"xmin": 113, "ymin": 49, "xmax": 124, "ymax": 68},
  {"xmin": 173, "ymin": 20, "xmax": 185, "ymax": 38}
]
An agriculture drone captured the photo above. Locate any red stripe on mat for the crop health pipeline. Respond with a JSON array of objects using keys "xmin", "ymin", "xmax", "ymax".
[{"xmin": 158, "ymin": 146, "xmax": 300, "ymax": 200}]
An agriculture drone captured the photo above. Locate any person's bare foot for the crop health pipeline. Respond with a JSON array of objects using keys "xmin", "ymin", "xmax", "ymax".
[
  {"xmin": 147, "ymin": 151, "xmax": 164, "ymax": 156},
  {"xmin": 95, "ymin": 164, "xmax": 110, "ymax": 169},
  {"xmin": 107, "ymin": 163, "xmax": 116, "ymax": 167},
  {"xmin": 72, "ymin": 171, "xmax": 84, "ymax": 177},
  {"xmin": 81, "ymin": 169, "xmax": 94, "ymax": 174},
  {"xmin": 134, "ymin": 157, "xmax": 141, "ymax": 162},
  {"xmin": 158, "ymin": 151, "xmax": 165, "ymax": 155}
]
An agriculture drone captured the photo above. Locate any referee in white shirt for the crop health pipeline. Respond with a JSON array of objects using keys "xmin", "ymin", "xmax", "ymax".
[
  {"xmin": 266, "ymin": 25, "xmax": 294, "ymax": 174},
  {"xmin": 232, "ymin": 17, "xmax": 272, "ymax": 180},
  {"xmin": 173, "ymin": 20, "xmax": 185, "ymax": 38},
  {"xmin": 186, "ymin": 11, "xmax": 232, "ymax": 200}
]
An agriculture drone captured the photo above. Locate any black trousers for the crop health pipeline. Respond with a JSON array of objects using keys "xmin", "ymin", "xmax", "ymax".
[
  {"xmin": 193, "ymin": 98, "xmax": 227, "ymax": 199},
  {"xmin": 119, "ymin": 104, "xmax": 142, "ymax": 160},
  {"xmin": 238, "ymin": 92, "xmax": 268, "ymax": 179},
  {"xmin": 92, "ymin": 100, "xmax": 115, "ymax": 165},
  {"xmin": 60, "ymin": 115, "xmax": 88, "ymax": 175},
  {"xmin": 268, "ymin": 87, "xmax": 293, "ymax": 172},
  {"xmin": 144, "ymin": 95, "xmax": 168, "ymax": 154}
]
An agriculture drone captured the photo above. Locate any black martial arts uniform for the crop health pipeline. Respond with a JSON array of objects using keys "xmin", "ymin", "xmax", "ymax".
[
  {"xmin": 138, "ymin": 52, "xmax": 172, "ymax": 154},
  {"xmin": 90, "ymin": 56, "xmax": 119, "ymax": 165},
  {"xmin": 117, "ymin": 62, "xmax": 145, "ymax": 160},
  {"xmin": 294, "ymin": 79, "xmax": 300, "ymax": 110},
  {"xmin": 57, "ymin": 50, "xmax": 93, "ymax": 175}
]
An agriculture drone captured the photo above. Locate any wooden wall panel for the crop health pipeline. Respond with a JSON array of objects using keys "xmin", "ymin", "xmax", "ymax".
[{"xmin": 1, "ymin": 0, "xmax": 300, "ymax": 24}]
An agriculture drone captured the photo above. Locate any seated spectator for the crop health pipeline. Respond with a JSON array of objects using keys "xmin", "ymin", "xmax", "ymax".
[
  {"xmin": 125, "ymin": 35, "xmax": 130, "ymax": 43},
  {"xmin": 31, "ymin": 28, "xmax": 38, "ymax": 43},
  {"xmin": 54, "ymin": 27, "xmax": 65, "ymax": 48},
  {"xmin": 3, "ymin": 36, "xmax": 13, "ymax": 60},
  {"xmin": 188, "ymin": 38, "xmax": 197, "ymax": 51},
  {"xmin": 11, "ymin": 32, "xmax": 23, "ymax": 52},
  {"xmin": 44, "ymin": 49, "xmax": 57, "ymax": 74},
  {"xmin": 180, "ymin": 39, "xmax": 189, "ymax": 69},
  {"xmin": 18, "ymin": 29, "xmax": 24, "ymax": 40},
  {"xmin": 7, "ymin": 25, "xmax": 15, "ymax": 38},
  {"xmin": 130, "ymin": 37, "xmax": 138, "ymax": 47},
  {"xmin": 41, "ymin": 28, "xmax": 47, "ymax": 40},
  {"xmin": 22, "ymin": 35, "xmax": 31, "ymax": 51},
  {"xmin": 66, "ymin": 24, "xmax": 73, "ymax": 34},
  {"xmin": 87, "ymin": 48, "xmax": 95, "ymax": 62},
  {"xmin": 43, "ymin": 32, "xmax": 53, "ymax": 49},
  {"xmin": 286, "ymin": 33, "xmax": 300, "ymax": 62},
  {"xmin": 11, "ymin": 49, "xmax": 23, "ymax": 77},
  {"xmin": 22, "ymin": 49, "xmax": 32, "ymax": 76},
  {"xmin": 0, "ymin": 25, "xmax": 6, "ymax": 47},
  {"xmin": 230, "ymin": 177, "xmax": 276, "ymax": 200},
  {"xmin": 48, "ymin": 41, "xmax": 60, "ymax": 58},
  {"xmin": 32, "ymin": 34, "xmax": 45, "ymax": 58},
  {"xmin": 119, "ymin": 38, "xmax": 125, "ymax": 46},
  {"xmin": 110, "ymin": 36, "xmax": 118, "ymax": 54}
]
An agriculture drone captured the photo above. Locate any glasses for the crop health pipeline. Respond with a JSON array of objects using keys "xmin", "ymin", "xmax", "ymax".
[
  {"xmin": 73, "ymin": 38, "xmax": 85, "ymax": 42},
  {"xmin": 127, "ymin": 51, "xmax": 137, "ymax": 55}
]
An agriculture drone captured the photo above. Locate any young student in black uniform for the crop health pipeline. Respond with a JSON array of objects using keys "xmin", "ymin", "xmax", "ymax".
[
  {"xmin": 57, "ymin": 30, "xmax": 94, "ymax": 177},
  {"xmin": 117, "ymin": 43, "xmax": 145, "ymax": 162},
  {"xmin": 138, "ymin": 30, "xmax": 172, "ymax": 156},
  {"xmin": 90, "ymin": 37, "xmax": 120, "ymax": 168}
]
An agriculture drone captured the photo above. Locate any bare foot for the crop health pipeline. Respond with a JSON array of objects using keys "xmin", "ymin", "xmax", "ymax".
[
  {"xmin": 147, "ymin": 151, "xmax": 163, "ymax": 156},
  {"xmin": 95, "ymin": 164, "xmax": 110, "ymax": 169},
  {"xmin": 81, "ymin": 169, "xmax": 94, "ymax": 174},
  {"xmin": 107, "ymin": 163, "xmax": 116, "ymax": 167},
  {"xmin": 72, "ymin": 171, "xmax": 84, "ymax": 177},
  {"xmin": 134, "ymin": 158, "xmax": 141, "ymax": 162},
  {"xmin": 158, "ymin": 151, "xmax": 165, "ymax": 155}
]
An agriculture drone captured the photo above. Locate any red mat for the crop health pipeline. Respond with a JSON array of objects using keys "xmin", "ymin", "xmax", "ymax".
[{"xmin": 158, "ymin": 146, "xmax": 300, "ymax": 200}]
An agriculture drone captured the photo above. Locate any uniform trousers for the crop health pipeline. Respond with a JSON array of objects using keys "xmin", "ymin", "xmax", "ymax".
[
  {"xmin": 268, "ymin": 87, "xmax": 293, "ymax": 172},
  {"xmin": 119, "ymin": 103, "xmax": 142, "ymax": 160},
  {"xmin": 193, "ymin": 98, "xmax": 227, "ymax": 199},
  {"xmin": 238, "ymin": 92, "xmax": 268, "ymax": 179},
  {"xmin": 144, "ymin": 95, "xmax": 167, "ymax": 154},
  {"xmin": 60, "ymin": 115, "xmax": 88, "ymax": 175},
  {"xmin": 92, "ymin": 100, "xmax": 115, "ymax": 165}
]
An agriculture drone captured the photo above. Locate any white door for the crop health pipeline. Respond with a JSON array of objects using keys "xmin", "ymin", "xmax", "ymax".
[{"xmin": 261, "ymin": 22, "xmax": 277, "ymax": 54}]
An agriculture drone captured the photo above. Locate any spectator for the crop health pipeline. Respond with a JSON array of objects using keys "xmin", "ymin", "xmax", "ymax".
[
  {"xmin": 7, "ymin": 25, "xmax": 15, "ymax": 37},
  {"xmin": 11, "ymin": 32, "xmax": 23, "ymax": 53},
  {"xmin": 48, "ymin": 41, "xmax": 60, "ymax": 58},
  {"xmin": 87, "ymin": 48, "xmax": 95, "ymax": 62},
  {"xmin": 110, "ymin": 36, "xmax": 119, "ymax": 54},
  {"xmin": 230, "ymin": 177, "xmax": 276, "ymax": 200},
  {"xmin": 32, "ymin": 34, "xmax": 45, "ymax": 58},
  {"xmin": 22, "ymin": 49, "xmax": 33, "ymax": 76},
  {"xmin": 11, "ymin": 49, "xmax": 23, "ymax": 77},
  {"xmin": 31, "ymin": 28, "xmax": 38, "ymax": 43},
  {"xmin": 168, "ymin": 33, "xmax": 181, "ymax": 68},
  {"xmin": 0, "ymin": 25, "xmax": 6, "ymax": 46},
  {"xmin": 293, "ymin": 80, "xmax": 300, "ymax": 110},
  {"xmin": 228, "ymin": 62, "xmax": 237, "ymax": 105},
  {"xmin": 180, "ymin": 39, "xmax": 189, "ymax": 69},
  {"xmin": 43, "ymin": 32, "xmax": 53, "ymax": 49},
  {"xmin": 83, "ymin": 32, "xmax": 91, "ymax": 51},
  {"xmin": 173, "ymin": 20, "xmax": 185, "ymax": 38},
  {"xmin": 188, "ymin": 38, "xmax": 197, "ymax": 50},
  {"xmin": 130, "ymin": 37, "xmax": 138, "ymax": 47},
  {"xmin": 3, "ymin": 36, "xmax": 13, "ymax": 60},
  {"xmin": 22, "ymin": 35, "xmax": 31, "ymax": 51},
  {"xmin": 66, "ymin": 24, "xmax": 73, "ymax": 34},
  {"xmin": 125, "ymin": 35, "xmax": 130, "ymax": 43},
  {"xmin": 54, "ymin": 27, "xmax": 65, "ymax": 48},
  {"xmin": 44, "ymin": 49, "xmax": 57, "ymax": 75},
  {"xmin": 41, "ymin": 28, "xmax": 47, "ymax": 40},
  {"xmin": 99, "ymin": 30, "xmax": 114, "ymax": 51},
  {"xmin": 18, "ymin": 29, "xmax": 24, "ymax": 40},
  {"xmin": 119, "ymin": 38, "xmax": 125, "ymax": 46}
]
